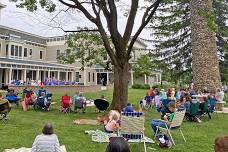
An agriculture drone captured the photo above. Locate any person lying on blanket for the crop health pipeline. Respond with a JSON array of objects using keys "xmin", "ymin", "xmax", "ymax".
[{"xmin": 151, "ymin": 102, "xmax": 176, "ymax": 134}]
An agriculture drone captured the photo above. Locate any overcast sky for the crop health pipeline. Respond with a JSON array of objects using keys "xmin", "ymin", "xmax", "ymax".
[{"xmin": 0, "ymin": 0, "xmax": 152, "ymax": 40}]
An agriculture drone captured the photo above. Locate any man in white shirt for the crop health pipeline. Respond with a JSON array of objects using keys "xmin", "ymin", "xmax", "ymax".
[{"xmin": 215, "ymin": 89, "xmax": 225, "ymax": 103}]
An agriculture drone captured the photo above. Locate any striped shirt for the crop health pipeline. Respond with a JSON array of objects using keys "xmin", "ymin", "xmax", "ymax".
[{"xmin": 31, "ymin": 134, "xmax": 61, "ymax": 152}]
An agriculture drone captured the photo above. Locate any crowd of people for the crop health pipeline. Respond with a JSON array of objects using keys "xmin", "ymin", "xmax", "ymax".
[
  {"xmin": 141, "ymin": 86, "xmax": 226, "ymax": 133},
  {"xmin": 9, "ymin": 77, "xmax": 82, "ymax": 87},
  {"xmin": 0, "ymin": 84, "xmax": 227, "ymax": 152}
]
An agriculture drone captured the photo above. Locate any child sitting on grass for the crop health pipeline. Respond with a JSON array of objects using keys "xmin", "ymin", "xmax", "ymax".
[
  {"xmin": 151, "ymin": 102, "xmax": 176, "ymax": 134},
  {"xmin": 104, "ymin": 113, "xmax": 119, "ymax": 133}
]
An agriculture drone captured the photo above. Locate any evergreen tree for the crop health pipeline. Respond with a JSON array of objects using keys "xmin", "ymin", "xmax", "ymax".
[{"xmin": 150, "ymin": 0, "xmax": 228, "ymax": 84}]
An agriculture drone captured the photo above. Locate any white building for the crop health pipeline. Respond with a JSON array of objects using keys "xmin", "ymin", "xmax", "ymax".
[{"xmin": 0, "ymin": 3, "xmax": 161, "ymax": 87}]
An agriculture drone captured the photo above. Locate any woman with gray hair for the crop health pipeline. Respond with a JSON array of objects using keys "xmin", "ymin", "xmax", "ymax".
[{"xmin": 31, "ymin": 123, "xmax": 61, "ymax": 152}]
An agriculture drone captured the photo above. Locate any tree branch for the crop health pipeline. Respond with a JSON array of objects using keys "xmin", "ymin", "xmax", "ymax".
[
  {"xmin": 58, "ymin": 0, "xmax": 77, "ymax": 8},
  {"xmin": 96, "ymin": 21, "xmax": 121, "ymax": 68},
  {"xmin": 64, "ymin": 29, "xmax": 99, "ymax": 32},
  {"xmin": 127, "ymin": 0, "xmax": 161, "ymax": 59},
  {"xmin": 123, "ymin": 0, "xmax": 139, "ymax": 43},
  {"xmin": 106, "ymin": 0, "xmax": 125, "ymax": 56},
  {"xmin": 91, "ymin": 0, "xmax": 99, "ymax": 16},
  {"xmin": 59, "ymin": 0, "xmax": 97, "ymax": 23}
]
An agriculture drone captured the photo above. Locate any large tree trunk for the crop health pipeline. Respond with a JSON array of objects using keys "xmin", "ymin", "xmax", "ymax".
[
  {"xmin": 190, "ymin": 0, "xmax": 221, "ymax": 92},
  {"xmin": 111, "ymin": 62, "xmax": 129, "ymax": 111}
]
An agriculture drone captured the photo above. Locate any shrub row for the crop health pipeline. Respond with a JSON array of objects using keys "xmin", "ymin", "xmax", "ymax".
[{"xmin": 131, "ymin": 84, "xmax": 150, "ymax": 89}]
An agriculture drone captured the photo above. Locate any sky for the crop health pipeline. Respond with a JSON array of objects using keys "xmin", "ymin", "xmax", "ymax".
[{"xmin": 0, "ymin": 0, "xmax": 152, "ymax": 40}]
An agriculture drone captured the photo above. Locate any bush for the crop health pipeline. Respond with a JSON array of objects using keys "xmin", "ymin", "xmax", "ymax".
[
  {"xmin": 132, "ymin": 84, "xmax": 142, "ymax": 89},
  {"xmin": 141, "ymin": 84, "xmax": 150, "ymax": 89},
  {"xmin": 132, "ymin": 84, "xmax": 150, "ymax": 89}
]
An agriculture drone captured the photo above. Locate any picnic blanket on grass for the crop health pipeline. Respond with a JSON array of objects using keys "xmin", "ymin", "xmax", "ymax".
[
  {"xmin": 74, "ymin": 119, "xmax": 100, "ymax": 125},
  {"xmin": 85, "ymin": 130, "xmax": 155, "ymax": 143},
  {"xmin": 4, "ymin": 145, "xmax": 67, "ymax": 152}
]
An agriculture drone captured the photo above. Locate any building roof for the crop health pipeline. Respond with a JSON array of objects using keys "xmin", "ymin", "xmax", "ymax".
[
  {"xmin": 0, "ymin": 25, "xmax": 47, "ymax": 44},
  {"xmin": 0, "ymin": 57, "xmax": 75, "ymax": 69},
  {"xmin": 0, "ymin": 3, "xmax": 6, "ymax": 8}
]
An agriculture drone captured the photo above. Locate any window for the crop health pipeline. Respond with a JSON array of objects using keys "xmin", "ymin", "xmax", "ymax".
[
  {"xmin": 24, "ymin": 48, "xmax": 27, "ymax": 57},
  {"xmin": 15, "ymin": 46, "xmax": 18, "ymax": 56},
  {"xmin": 19, "ymin": 46, "xmax": 22, "ymax": 57},
  {"xmin": 56, "ymin": 50, "xmax": 60, "ymax": 58},
  {"xmin": 88, "ymin": 72, "xmax": 90, "ymax": 82},
  {"xmin": 11, "ymin": 45, "xmax": 14, "ymax": 56},
  {"xmin": 6, "ymin": 44, "xmax": 8, "ymax": 56},
  {"xmin": 75, "ymin": 72, "xmax": 80, "ymax": 82},
  {"xmin": 40, "ymin": 51, "xmax": 43, "ymax": 59},
  {"xmin": 92, "ymin": 73, "xmax": 95, "ymax": 82},
  {"xmin": 30, "ymin": 49, "xmax": 32, "ymax": 56}
]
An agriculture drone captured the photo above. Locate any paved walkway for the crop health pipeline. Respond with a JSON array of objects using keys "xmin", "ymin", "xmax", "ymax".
[{"xmin": 215, "ymin": 107, "xmax": 228, "ymax": 114}]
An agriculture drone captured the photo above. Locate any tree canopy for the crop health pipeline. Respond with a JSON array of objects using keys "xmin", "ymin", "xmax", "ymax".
[
  {"xmin": 11, "ymin": 0, "xmax": 163, "ymax": 109},
  {"xmin": 149, "ymin": 0, "xmax": 228, "ymax": 84}
]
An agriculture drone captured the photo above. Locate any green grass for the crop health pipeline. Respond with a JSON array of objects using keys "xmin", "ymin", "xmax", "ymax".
[{"xmin": 1, "ymin": 89, "xmax": 228, "ymax": 152}]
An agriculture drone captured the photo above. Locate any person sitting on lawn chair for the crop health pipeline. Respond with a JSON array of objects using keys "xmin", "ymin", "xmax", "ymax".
[
  {"xmin": 61, "ymin": 93, "xmax": 72, "ymax": 113},
  {"xmin": 123, "ymin": 103, "xmax": 134, "ymax": 113},
  {"xmin": 0, "ymin": 93, "xmax": 11, "ymax": 120},
  {"xmin": 74, "ymin": 93, "xmax": 86, "ymax": 113},
  {"xmin": 22, "ymin": 89, "xmax": 36, "ymax": 111},
  {"xmin": 37, "ymin": 85, "xmax": 47, "ymax": 97},
  {"xmin": 151, "ymin": 102, "xmax": 176, "ymax": 134},
  {"xmin": 36, "ymin": 92, "xmax": 50, "ymax": 111},
  {"xmin": 5, "ymin": 89, "xmax": 20, "ymax": 105}
]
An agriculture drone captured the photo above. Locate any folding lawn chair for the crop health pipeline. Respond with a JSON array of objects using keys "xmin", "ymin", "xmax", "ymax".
[
  {"xmin": 154, "ymin": 110, "xmax": 186, "ymax": 146},
  {"xmin": 118, "ymin": 115, "xmax": 147, "ymax": 152},
  {"xmin": 121, "ymin": 111, "xmax": 144, "ymax": 117},
  {"xmin": 94, "ymin": 99, "xmax": 109, "ymax": 112},
  {"xmin": 0, "ymin": 101, "xmax": 10, "ymax": 123}
]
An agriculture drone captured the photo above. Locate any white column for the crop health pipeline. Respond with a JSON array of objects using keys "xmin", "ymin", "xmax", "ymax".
[
  {"xmin": 71, "ymin": 72, "xmax": 74, "ymax": 81},
  {"xmin": 22, "ymin": 69, "xmax": 26, "ymax": 82},
  {"xmin": 5, "ymin": 69, "xmax": 9, "ymax": 84},
  {"xmin": 8, "ymin": 68, "xmax": 12, "ymax": 84},
  {"xmin": 36, "ymin": 70, "xmax": 39, "ymax": 81},
  {"xmin": 57, "ymin": 71, "xmax": 60, "ymax": 80},
  {"xmin": 66, "ymin": 72, "xmax": 68, "ymax": 81},
  {"xmin": 106, "ymin": 71, "xmax": 109, "ymax": 85},
  {"xmin": 0, "ymin": 69, "xmax": 3, "ymax": 84},
  {"xmin": 95, "ymin": 72, "xmax": 97, "ymax": 85},
  {"xmin": 131, "ymin": 70, "xmax": 134, "ymax": 85},
  {"xmin": 144, "ymin": 74, "xmax": 147, "ymax": 84},
  {"xmin": 156, "ymin": 74, "xmax": 159, "ymax": 83},
  {"xmin": 159, "ymin": 73, "xmax": 161, "ymax": 84},
  {"xmin": 48, "ymin": 70, "xmax": 51, "ymax": 78},
  {"xmin": 83, "ymin": 69, "xmax": 87, "ymax": 85}
]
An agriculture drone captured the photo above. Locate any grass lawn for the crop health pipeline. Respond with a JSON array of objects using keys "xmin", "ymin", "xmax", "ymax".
[{"xmin": 0, "ymin": 89, "xmax": 228, "ymax": 152}]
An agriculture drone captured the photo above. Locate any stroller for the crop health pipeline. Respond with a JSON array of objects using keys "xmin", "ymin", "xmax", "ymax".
[
  {"xmin": 94, "ymin": 99, "xmax": 109, "ymax": 112},
  {"xmin": 0, "ymin": 101, "xmax": 11, "ymax": 122}
]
